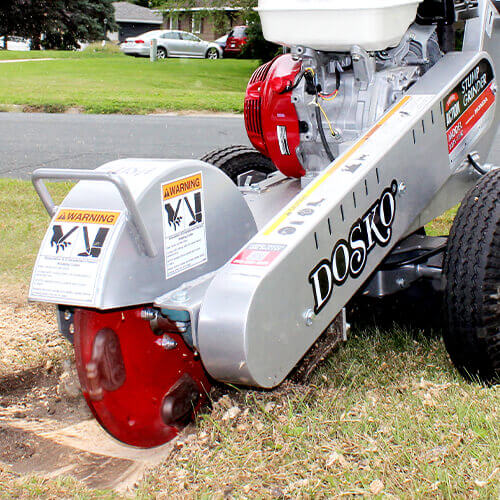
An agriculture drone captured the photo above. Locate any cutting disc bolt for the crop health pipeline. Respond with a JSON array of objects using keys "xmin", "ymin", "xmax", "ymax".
[{"xmin": 303, "ymin": 309, "xmax": 316, "ymax": 326}]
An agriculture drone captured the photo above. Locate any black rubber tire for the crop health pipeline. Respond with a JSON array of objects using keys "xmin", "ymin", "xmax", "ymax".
[
  {"xmin": 206, "ymin": 47, "xmax": 219, "ymax": 59},
  {"xmin": 200, "ymin": 145, "xmax": 276, "ymax": 183},
  {"xmin": 157, "ymin": 47, "xmax": 167, "ymax": 59},
  {"xmin": 443, "ymin": 169, "xmax": 500, "ymax": 383}
]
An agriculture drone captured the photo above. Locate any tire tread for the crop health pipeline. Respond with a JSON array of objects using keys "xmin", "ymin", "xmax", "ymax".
[
  {"xmin": 200, "ymin": 145, "xmax": 275, "ymax": 182},
  {"xmin": 443, "ymin": 169, "xmax": 500, "ymax": 382}
]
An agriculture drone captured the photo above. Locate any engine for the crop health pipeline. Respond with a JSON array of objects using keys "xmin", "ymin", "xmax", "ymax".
[{"xmin": 244, "ymin": 24, "xmax": 442, "ymax": 184}]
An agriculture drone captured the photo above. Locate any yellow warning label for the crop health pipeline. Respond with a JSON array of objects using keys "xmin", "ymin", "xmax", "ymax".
[
  {"xmin": 163, "ymin": 173, "xmax": 202, "ymax": 200},
  {"xmin": 55, "ymin": 209, "xmax": 120, "ymax": 225}
]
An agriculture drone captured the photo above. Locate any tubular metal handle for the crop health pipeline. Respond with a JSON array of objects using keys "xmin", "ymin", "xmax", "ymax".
[{"xmin": 32, "ymin": 168, "xmax": 158, "ymax": 258}]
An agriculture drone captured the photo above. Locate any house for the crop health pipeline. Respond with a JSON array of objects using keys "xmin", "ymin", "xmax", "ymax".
[
  {"xmin": 159, "ymin": 1, "xmax": 245, "ymax": 41},
  {"xmin": 111, "ymin": 2, "xmax": 164, "ymax": 42}
]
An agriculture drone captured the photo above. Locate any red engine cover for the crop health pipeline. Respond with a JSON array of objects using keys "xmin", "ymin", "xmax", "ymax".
[{"xmin": 244, "ymin": 54, "xmax": 305, "ymax": 178}]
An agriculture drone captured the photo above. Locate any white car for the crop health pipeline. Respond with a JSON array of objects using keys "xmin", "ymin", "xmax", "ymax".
[
  {"xmin": 0, "ymin": 36, "xmax": 31, "ymax": 51},
  {"xmin": 121, "ymin": 30, "xmax": 223, "ymax": 59},
  {"xmin": 215, "ymin": 34, "xmax": 228, "ymax": 50}
]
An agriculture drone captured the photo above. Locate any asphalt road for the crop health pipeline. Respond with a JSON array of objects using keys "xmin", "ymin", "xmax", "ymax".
[
  {"xmin": 0, "ymin": 113, "xmax": 250, "ymax": 179},
  {"xmin": 0, "ymin": 112, "xmax": 498, "ymax": 179}
]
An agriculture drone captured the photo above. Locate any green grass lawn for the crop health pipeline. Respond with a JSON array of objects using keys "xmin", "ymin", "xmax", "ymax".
[
  {"xmin": 0, "ymin": 179, "xmax": 73, "ymax": 283},
  {"xmin": 0, "ymin": 50, "xmax": 258, "ymax": 114},
  {"xmin": 1, "ymin": 325, "xmax": 498, "ymax": 498}
]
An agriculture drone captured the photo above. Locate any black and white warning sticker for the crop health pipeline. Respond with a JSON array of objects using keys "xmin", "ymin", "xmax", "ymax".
[
  {"xmin": 29, "ymin": 209, "xmax": 121, "ymax": 305},
  {"xmin": 161, "ymin": 172, "xmax": 207, "ymax": 279}
]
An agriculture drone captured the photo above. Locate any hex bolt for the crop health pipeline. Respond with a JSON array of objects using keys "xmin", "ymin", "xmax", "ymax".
[
  {"xmin": 398, "ymin": 182, "xmax": 407, "ymax": 196},
  {"xmin": 396, "ymin": 278, "xmax": 406, "ymax": 288},
  {"xmin": 64, "ymin": 310, "xmax": 72, "ymax": 321},
  {"xmin": 158, "ymin": 334, "xmax": 177, "ymax": 350},
  {"xmin": 172, "ymin": 289, "xmax": 189, "ymax": 303},
  {"xmin": 303, "ymin": 309, "xmax": 316, "ymax": 327},
  {"xmin": 140, "ymin": 308, "xmax": 157, "ymax": 321}
]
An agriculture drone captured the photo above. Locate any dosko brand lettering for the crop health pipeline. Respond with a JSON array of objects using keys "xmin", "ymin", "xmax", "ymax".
[{"xmin": 309, "ymin": 181, "xmax": 398, "ymax": 314}]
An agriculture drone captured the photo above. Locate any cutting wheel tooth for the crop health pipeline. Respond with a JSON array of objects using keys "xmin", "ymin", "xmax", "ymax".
[
  {"xmin": 161, "ymin": 373, "xmax": 201, "ymax": 425},
  {"xmin": 84, "ymin": 328, "xmax": 126, "ymax": 401}
]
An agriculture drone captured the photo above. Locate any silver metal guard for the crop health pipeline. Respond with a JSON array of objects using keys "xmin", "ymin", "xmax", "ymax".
[{"xmin": 29, "ymin": 159, "xmax": 257, "ymax": 310}]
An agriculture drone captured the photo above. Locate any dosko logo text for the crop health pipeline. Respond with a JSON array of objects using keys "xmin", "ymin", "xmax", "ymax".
[{"xmin": 309, "ymin": 181, "xmax": 398, "ymax": 314}]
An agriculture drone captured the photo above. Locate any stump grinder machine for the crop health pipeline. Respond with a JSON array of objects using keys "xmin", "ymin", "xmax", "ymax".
[{"xmin": 29, "ymin": 0, "xmax": 499, "ymax": 447}]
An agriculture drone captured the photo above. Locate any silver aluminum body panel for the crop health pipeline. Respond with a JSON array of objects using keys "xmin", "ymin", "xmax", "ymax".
[
  {"xmin": 241, "ymin": 174, "xmax": 302, "ymax": 229},
  {"xmin": 29, "ymin": 159, "xmax": 257, "ymax": 309},
  {"xmin": 28, "ymin": 1, "xmax": 499, "ymax": 390},
  {"xmin": 198, "ymin": 45, "xmax": 499, "ymax": 387}
]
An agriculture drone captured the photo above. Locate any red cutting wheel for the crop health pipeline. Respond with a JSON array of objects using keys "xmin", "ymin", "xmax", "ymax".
[{"xmin": 73, "ymin": 307, "xmax": 210, "ymax": 448}]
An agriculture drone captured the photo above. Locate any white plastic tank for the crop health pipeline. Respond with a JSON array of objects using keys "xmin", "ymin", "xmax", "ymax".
[{"xmin": 257, "ymin": 0, "xmax": 423, "ymax": 52}]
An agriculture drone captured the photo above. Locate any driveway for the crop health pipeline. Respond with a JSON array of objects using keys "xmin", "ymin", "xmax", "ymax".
[{"xmin": 0, "ymin": 113, "xmax": 249, "ymax": 179}]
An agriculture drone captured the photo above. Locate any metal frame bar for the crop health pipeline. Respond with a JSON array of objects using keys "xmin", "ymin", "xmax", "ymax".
[{"xmin": 31, "ymin": 168, "xmax": 158, "ymax": 258}]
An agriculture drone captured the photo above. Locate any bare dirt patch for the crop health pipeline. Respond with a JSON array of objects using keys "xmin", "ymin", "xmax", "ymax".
[
  {"xmin": 0, "ymin": 285, "xmax": 176, "ymax": 492},
  {"xmin": 0, "ymin": 363, "xmax": 173, "ymax": 491}
]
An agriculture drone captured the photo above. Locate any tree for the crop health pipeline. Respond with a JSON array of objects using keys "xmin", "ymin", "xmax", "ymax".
[
  {"xmin": 0, "ymin": 0, "xmax": 117, "ymax": 50},
  {"xmin": 238, "ymin": 5, "xmax": 279, "ymax": 62},
  {"xmin": 0, "ymin": 1, "xmax": 25, "ymax": 48},
  {"xmin": 43, "ymin": 0, "xmax": 118, "ymax": 50}
]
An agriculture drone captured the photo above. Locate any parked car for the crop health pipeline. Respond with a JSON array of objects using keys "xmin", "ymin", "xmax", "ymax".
[
  {"xmin": 223, "ymin": 26, "xmax": 248, "ymax": 57},
  {"xmin": 121, "ymin": 30, "xmax": 223, "ymax": 59},
  {"xmin": 215, "ymin": 34, "xmax": 228, "ymax": 51},
  {"xmin": 0, "ymin": 36, "xmax": 31, "ymax": 51}
]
